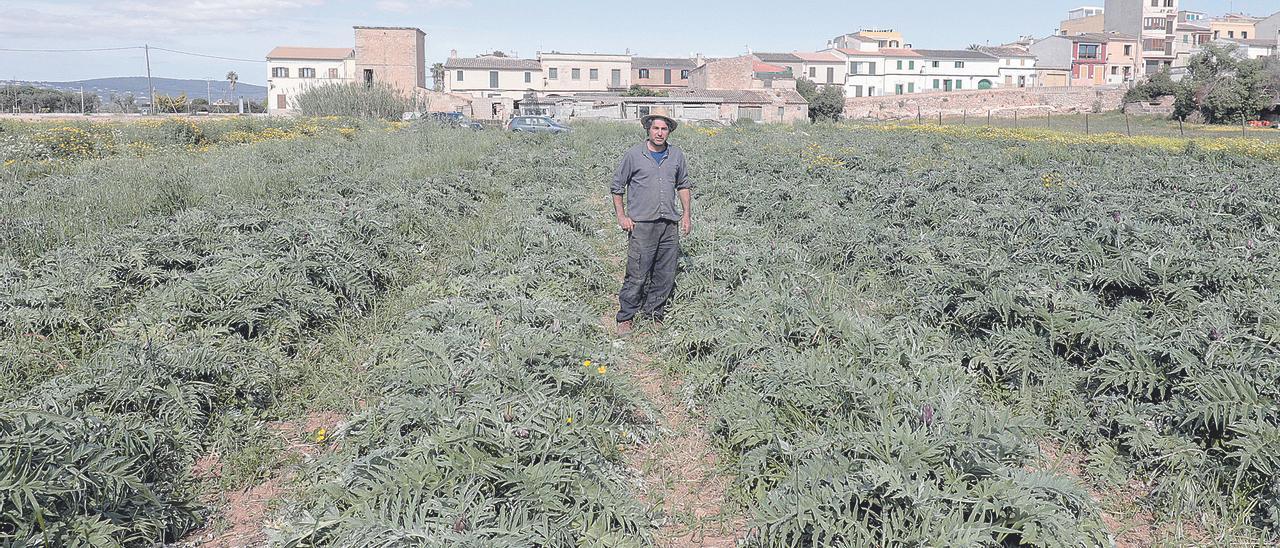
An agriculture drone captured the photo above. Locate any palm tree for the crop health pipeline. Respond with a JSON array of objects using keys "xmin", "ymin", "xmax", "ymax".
[
  {"xmin": 225, "ymin": 71, "xmax": 238, "ymax": 104},
  {"xmin": 430, "ymin": 63, "xmax": 445, "ymax": 92}
]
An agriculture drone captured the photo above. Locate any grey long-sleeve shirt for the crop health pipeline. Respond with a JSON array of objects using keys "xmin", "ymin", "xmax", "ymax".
[{"xmin": 610, "ymin": 142, "xmax": 691, "ymax": 222}]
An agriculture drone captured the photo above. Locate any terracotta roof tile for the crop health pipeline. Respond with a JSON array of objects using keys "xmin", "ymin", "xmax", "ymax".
[{"xmin": 266, "ymin": 47, "xmax": 354, "ymax": 60}]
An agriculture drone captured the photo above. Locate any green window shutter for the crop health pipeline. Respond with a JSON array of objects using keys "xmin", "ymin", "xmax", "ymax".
[
  {"xmin": 909, "ymin": 61, "xmax": 915, "ymax": 70},
  {"xmin": 956, "ymin": 80, "xmax": 963, "ymax": 89},
  {"xmin": 896, "ymin": 60, "xmax": 903, "ymax": 70},
  {"xmin": 908, "ymin": 83, "xmax": 914, "ymax": 92},
  {"xmin": 933, "ymin": 79, "xmax": 939, "ymax": 89}
]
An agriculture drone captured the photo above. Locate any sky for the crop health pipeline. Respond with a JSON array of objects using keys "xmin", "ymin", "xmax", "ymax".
[{"xmin": 0, "ymin": 0, "xmax": 1267, "ymax": 86}]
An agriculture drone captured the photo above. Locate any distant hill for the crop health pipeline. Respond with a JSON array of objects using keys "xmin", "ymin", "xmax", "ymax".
[{"xmin": 9, "ymin": 77, "xmax": 267, "ymax": 103}]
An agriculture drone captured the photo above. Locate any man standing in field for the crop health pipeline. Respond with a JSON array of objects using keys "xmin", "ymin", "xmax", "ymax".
[{"xmin": 611, "ymin": 114, "xmax": 692, "ymax": 336}]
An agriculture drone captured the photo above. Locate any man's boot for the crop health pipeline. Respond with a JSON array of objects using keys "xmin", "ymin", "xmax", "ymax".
[{"xmin": 616, "ymin": 320, "xmax": 633, "ymax": 336}]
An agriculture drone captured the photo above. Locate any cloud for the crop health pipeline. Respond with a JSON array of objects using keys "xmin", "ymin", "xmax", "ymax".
[
  {"xmin": 0, "ymin": 0, "xmax": 325, "ymax": 39},
  {"xmin": 375, "ymin": 0, "xmax": 470, "ymax": 13}
]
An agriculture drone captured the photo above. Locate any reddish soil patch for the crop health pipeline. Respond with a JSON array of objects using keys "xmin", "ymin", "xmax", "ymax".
[
  {"xmin": 1036, "ymin": 441, "xmax": 1210, "ymax": 547},
  {"xmin": 602, "ymin": 314, "xmax": 748, "ymax": 547},
  {"xmin": 181, "ymin": 411, "xmax": 346, "ymax": 547}
]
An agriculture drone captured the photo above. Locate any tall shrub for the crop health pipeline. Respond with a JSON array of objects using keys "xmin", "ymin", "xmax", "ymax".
[{"xmin": 293, "ymin": 82, "xmax": 409, "ymax": 120}]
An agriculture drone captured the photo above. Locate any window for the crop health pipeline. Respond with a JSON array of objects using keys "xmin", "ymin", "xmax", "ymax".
[
  {"xmin": 895, "ymin": 84, "xmax": 904, "ymax": 94},
  {"xmin": 611, "ymin": 69, "xmax": 621, "ymax": 86},
  {"xmin": 589, "ymin": 68, "xmax": 599, "ymax": 80},
  {"xmin": 868, "ymin": 62, "xmax": 876, "ymax": 75},
  {"xmin": 363, "ymin": 69, "xmax": 373, "ymax": 85},
  {"xmin": 932, "ymin": 61, "xmax": 940, "ymax": 68},
  {"xmin": 638, "ymin": 68, "xmax": 650, "ymax": 79},
  {"xmin": 328, "ymin": 68, "xmax": 339, "ymax": 79},
  {"xmin": 299, "ymin": 67, "xmax": 315, "ymax": 78},
  {"xmin": 809, "ymin": 67, "xmax": 816, "ymax": 78},
  {"xmin": 638, "ymin": 105, "xmax": 650, "ymax": 117},
  {"xmin": 1018, "ymin": 75, "xmax": 1026, "ymax": 87},
  {"xmin": 571, "ymin": 68, "xmax": 580, "ymax": 80},
  {"xmin": 1144, "ymin": 17, "xmax": 1166, "ymax": 30},
  {"xmin": 664, "ymin": 68, "xmax": 672, "ymax": 84},
  {"xmin": 908, "ymin": 61, "xmax": 915, "ymax": 70},
  {"xmin": 271, "ymin": 67, "xmax": 288, "ymax": 78},
  {"xmin": 548, "ymin": 67, "xmax": 558, "ymax": 79},
  {"xmin": 680, "ymin": 69, "xmax": 689, "ymax": 79},
  {"xmin": 1020, "ymin": 59, "xmax": 1027, "ymax": 66},
  {"xmin": 933, "ymin": 78, "xmax": 940, "ymax": 89},
  {"xmin": 456, "ymin": 70, "xmax": 464, "ymax": 82},
  {"xmin": 955, "ymin": 61, "xmax": 965, "ymax": 68},
  {"xmin": 1078, "ymin": 44, "xmax": 1100, "ymax": 59},
  {"xmin": 1242, "ymin": 31, "xmax": 1248, "ymax": 39},
  {"xmin": 489, "ymin": 71, "xmax": 498, "ymax": 88},
  {"xmin": 955, "ymin": 80, "xmax": 963, "ymax": 89},
  {"xmin": 1124, "ymin": 44, "xmax": 1133, "ymax": 56},
  {"xmin": 739, "ymin": 106, "xmax": 762, "ymax": 121},
  {"xmin": 524, "ymin": 71, "xmax": 531, "ymax": 83},
  {"xmin": 896, "ymin": 60, "xmax": 903, "ymax": 70},
  {"xmin": 849, "ymin": 62, "xmax": 859, "ymax": 75},
  {"xmin": 1228, "ymin": 30, "xmax": 1235, "ymax": 38},
  {"xmin": 908, "ymin": 82, "xmax": 915, "ymax": 93},
  {"xmin": 826, "ymin": 67, "xmax": 834, "ymax": 83},
  {"xmin": 777, "ymin": 106, "xmax": 784, "ymax": 119}
]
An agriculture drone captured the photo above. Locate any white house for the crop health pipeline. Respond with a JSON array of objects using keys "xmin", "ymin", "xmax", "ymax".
[
  {"xmin": 443, "ymin": 54, "xmax": 541, "ymax": 100},
  {"xmin": 537, "ymin": 52, "xmax": 631, "ymax": 94},
  {"xmin": 913, "ymin": 50, "xmax": 1003, "ymax": 92},
  {"xmin": 265, "ymin": 47, "xmax": 356, "ymax": 114},
  {"xmin": 979, "ymin": 46, "xmax": 1039, "ymax": 88}
]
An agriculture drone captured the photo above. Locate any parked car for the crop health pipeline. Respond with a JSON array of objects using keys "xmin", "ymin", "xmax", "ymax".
[
  {"xmin": 507, "ymin": 116, "xmax": 572, "ymax": 134},
  {"xmin": 424, "ymin": 111, "xmax": 484, "ymax": 130}
]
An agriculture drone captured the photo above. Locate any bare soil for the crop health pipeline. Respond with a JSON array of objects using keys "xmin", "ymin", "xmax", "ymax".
[
  {"xmin": 180, "ymin": 411, "xmax": 345, "ymax": 547},
  {"xmin": 1036, "ymin": 441, "xmax": 1210, "ymax": 547}
]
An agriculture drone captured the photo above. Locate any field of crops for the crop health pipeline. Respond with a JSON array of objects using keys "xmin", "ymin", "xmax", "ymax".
[{"xmin": 2, "ymin": 115, "xmax": 1278, "ymax": 547}]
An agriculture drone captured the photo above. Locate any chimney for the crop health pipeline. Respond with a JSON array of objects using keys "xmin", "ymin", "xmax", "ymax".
[
  {"xmin": 449, "ymin": 49, "xmax": 458, "ymax": 58},
  {"xmin": 694, "ymin": 53, "xmax": 705, "ymax": 66}
]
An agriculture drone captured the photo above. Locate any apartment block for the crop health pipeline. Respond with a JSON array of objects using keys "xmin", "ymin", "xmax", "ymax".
[{"xmin": 1104, "ymin": 0, "xmax": 1178, "ymax": 74}]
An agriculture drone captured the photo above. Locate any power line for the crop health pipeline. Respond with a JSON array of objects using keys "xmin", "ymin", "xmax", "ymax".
[
  {"xmin": 0, "ymin": 46, "xmax": 142, "ymax": 52},
  {"xmin": 150, "ymin": 47, "xmax": 266, "ymax": 63},
  {"xmin": 1, "ymin": 45, "xmax": 264, "ymax": 63}
]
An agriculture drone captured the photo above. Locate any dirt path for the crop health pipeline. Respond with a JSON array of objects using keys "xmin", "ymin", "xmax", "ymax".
[
  {"xmin": 618, "ymin": 338, "xmax": 747, "ymax": 547},
  {"xmin": 589, "ymin": 191, "xmax": 747, "ymax": 546}
]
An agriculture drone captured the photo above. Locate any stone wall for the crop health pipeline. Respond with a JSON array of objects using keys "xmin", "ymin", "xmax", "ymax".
[
  {"xmin": 843, "ymin": 86, "xmax": 1128, "ymax": 120},
  {"xmin": 354, "ymin": 27, "xmax": 427, "ymax": 91},
  {"xmin": 1123, "ymin": 95, "xmax": 1175, "ymax": 115},
  {"xmin": 689, "ymin": 56, "xmax": 754, "ymax": 90}
]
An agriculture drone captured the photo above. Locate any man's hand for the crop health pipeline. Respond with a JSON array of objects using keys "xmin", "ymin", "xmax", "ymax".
[
  {"xmin": 680, "ymin": 214, "xmax": 692, "ymax": 236},
  {"xmin": 618, "ymin": 215, "xmax": 635, "ymax": 232}
]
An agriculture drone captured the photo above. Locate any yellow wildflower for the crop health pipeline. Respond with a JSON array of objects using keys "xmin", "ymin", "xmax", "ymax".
[
  {"xmin": 582, "ymin": 359, "xmax": 592, "ymax": 368},
  {"xmin": 314, "ymin": 428, "xmax": 327, "ymax": 443},
  {"xmin": 3, "ymin": 159, "xmax": 15, "ymax": 167},
  {"xmin": 597, "ymin": 365, "xmax": 607, "ymax": 375},
  {"xmin": 565, "ymin": 417, "xmax": 574, "ymax": 425}
]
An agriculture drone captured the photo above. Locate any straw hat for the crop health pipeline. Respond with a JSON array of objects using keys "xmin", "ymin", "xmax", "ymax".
[{"xmin": 641, "ymin": 114, "xmax": 678, "ymax": 132}]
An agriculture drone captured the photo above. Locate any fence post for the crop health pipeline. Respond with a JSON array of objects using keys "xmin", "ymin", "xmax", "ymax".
[
  {"xmin": 938, "ymin": 112, "xmax": 943, "ymax": 125},
  {"xmin": 1125, "ymin": 113, "xmax": 1132, "ymax": 137},
  {"xmin": 1046, "ymin": 110, "xmax": 1051, "ymax": 129},
  {"xmin": 917, "ymin": 106, "xmax": 922, "ymax": 125},
  {"xmin": 1085, "ymin": 113, "xmax": 1090, "ymax": 135},
  {"xmin": 1178, "ymin": 117, "xmax": 1184, "ymax": 137},
  {"xmin": 963, "ymin": 110, "xmax": 967, "ymax": 125},
  {"xmin": 1241, "ymin": 113, "xmax": 1247, "ymax": 138},
  {"xmin": 1014, "ymin": 109, "xmax": 1018, "ymax": 128},
  {"xmin": 987, "ymin": 110, "xmax": 991, "ymax": 127}
]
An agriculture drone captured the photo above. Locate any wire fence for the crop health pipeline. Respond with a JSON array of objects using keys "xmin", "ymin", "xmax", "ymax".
[{"xmin": 876, "ymin": 109, "xmax": 1280, "ymax": 141}]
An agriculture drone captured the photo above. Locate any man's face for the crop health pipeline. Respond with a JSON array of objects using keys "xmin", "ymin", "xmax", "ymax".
[{"xmin": 648, "ymin": 119, "xmax": 670, "ymax": 146}]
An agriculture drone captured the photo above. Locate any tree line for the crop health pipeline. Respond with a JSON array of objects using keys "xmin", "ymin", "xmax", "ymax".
[{"xmin": 1126, "ymin": 45, "xmax": 1280, "ymax": 124}]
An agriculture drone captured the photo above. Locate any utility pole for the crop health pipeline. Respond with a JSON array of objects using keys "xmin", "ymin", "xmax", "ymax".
[{"xmin": 145, "ymin": 44, "xmax": 156, "ymax": 115}]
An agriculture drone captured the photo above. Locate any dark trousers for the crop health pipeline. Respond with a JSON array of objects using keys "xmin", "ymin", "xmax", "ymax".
[{"xmin": 616, "ymin": 220, "xmax": 680, "ymax": 323}]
